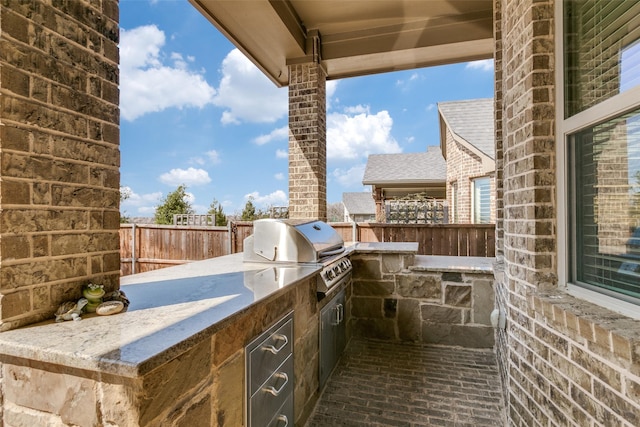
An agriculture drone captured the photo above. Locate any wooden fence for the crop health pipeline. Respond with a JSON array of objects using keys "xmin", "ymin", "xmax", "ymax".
[{"xmin": 120, "ymin": 222, "xmax": 495, "ymax": 276}]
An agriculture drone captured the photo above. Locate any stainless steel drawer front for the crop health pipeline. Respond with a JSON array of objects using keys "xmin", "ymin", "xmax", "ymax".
[
  {"xmin": 267, "ymin": 395, "xmax": 293, "ymax": 427},
  {"xmin": 246, "ymin": 311, "xmax": 294, "ymax": 427},
  {"xmin": 248, "ymin": 318, "xmax": 293, "ymax": 395},
  {"xmin": 249, "ymin": 355, "xmax": 293, "ymax": 427}
]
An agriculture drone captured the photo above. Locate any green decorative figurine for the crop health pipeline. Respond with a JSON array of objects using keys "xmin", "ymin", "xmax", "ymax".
[{"xmin": 82, "ymin": 283, "xmax": 105, "ymax": 313}]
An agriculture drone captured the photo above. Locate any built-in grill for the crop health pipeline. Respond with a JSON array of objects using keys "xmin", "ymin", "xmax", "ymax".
[{"xmin": 243, "ymin": 219, "xmax": 352, "ymax": 294}]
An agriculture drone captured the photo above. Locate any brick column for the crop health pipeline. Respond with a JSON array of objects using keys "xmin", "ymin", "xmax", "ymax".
[
  {"xmin": 0, "ymin": 1, "xmax": 120, "ymax": 330},
  {"xmin": 288, "ymin": 61, "xmax": 327, "ymax": 221}
]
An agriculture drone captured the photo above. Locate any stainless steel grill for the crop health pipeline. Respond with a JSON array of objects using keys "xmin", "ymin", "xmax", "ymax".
[{"xmin": 243, "ymin": 219, "xmax": 352, "ymax": 294}]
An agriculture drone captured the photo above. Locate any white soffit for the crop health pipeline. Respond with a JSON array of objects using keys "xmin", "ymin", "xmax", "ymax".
[{"xmin": 190, "ymin": 0, "xmax": 494, "ymax": 87}]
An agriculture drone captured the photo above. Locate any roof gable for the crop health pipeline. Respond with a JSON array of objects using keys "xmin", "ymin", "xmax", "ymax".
[{"xmin": 438, "ymin": 98, "xmax": 494, "ymax": 159}]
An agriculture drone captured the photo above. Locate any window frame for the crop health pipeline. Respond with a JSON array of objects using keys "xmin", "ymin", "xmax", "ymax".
[{"xmin": 556, "ymin": 0, "xmax": 640, "ymax": 318}]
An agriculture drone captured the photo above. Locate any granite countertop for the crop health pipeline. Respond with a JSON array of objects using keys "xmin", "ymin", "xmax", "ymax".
[
  {"xmin": 411, "ymin": 255, "xmax": 495, "ymax": 273},
  {"xmin": 0, "ymin": 254, "xmax": 320, "ymax": 377},
  {"xmin": 0, "ymin": 243, "xmax": 421, "ymax": 378},
  {"xmin": 352, "ymin": 242, "xmax": 419, "ymax": 253}
]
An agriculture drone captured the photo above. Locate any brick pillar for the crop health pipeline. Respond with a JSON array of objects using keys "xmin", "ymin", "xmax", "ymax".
[
  {"xmin": 497, "ymin": 0, "xmax": 557, "ymax": 424},
  {"xmin": 0, "ymin": 1, "xmax": 121, "ymax": 330},
  {"xmin": 288, "ymin": 61, "xmax": 327, "ymax": 221}
]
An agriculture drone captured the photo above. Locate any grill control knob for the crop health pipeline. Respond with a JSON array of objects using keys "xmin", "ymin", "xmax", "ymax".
[
  {"xmin": 333, "ymin": 266, "xmax": 341, "ymax": 276},
  {"xmin": 326, "ymin": 270, "xmax": 335, "ymax": 280}
]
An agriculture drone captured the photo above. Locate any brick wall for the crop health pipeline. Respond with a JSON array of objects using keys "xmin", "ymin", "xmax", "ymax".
[
  {"xmin": 288, "ymin": 62, "xmax": 327, "ymax": 221},
  {"xmin": 445, "ymin": 127, "xmax": 496, "ymax": 223},
  {"xmin": 0, "ymin": 1, "xmax": 120, "ymax": 330},
  {"xmin": 496, "ymin": 0, "xmax": 640, "ymax": 425}
]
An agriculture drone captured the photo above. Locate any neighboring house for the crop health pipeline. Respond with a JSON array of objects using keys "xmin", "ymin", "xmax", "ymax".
[
  {"xmin": 362, "ymin": 147, "xmax": 447, "ymax": 221},
  {"xmin": 438, "ymin": 98, "xmax": 496, "ymax": 224},
  {"xmin": 342, "ymin": 192, "xmax": 376, "ymax": 223}
]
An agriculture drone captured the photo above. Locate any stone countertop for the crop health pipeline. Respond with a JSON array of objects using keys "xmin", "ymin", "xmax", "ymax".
[
  {"xmin": 0, "ymin": 254, "xmax": 319, "ymax": 378},
  {"xmin": 352, "ymin": 242, "xmax": 419, "ymax": 253},
  {"xmin": 411, "ymin": 255, "xmax": 495, "ymax": 273}
]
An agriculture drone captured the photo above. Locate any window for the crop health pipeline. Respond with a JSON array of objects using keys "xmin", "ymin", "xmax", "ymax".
[
  {"xmin": 451, "ymin": 181, "xmax": 459, "ymax": 223},
  {"xmin": 564, "ymin": 0, "xmax": 640, "ymax": 303},
  {"xmin": 472, "ymin": 177, "xmax": 491, "ymax": 224}
]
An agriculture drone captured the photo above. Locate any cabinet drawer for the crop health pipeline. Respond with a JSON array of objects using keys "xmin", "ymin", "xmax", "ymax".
[
  {"xmin": 248, "ymin": 315, "xmax": 293, "ymax": 395},
  {"xmin": 267, "ymin": 395, "xmax": 293, "ymax": 427},
  {"xmin": 249, "ymin": 355, "xmax": 293, "ymax": 427}
]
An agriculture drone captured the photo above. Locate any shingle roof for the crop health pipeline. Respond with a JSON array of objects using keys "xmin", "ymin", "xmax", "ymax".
[
  {"xmin": 362, "ymin": 147, "xmax": 446, "ymax": 184},
  {"xmin": 342, "ymin": 192, "xmax": 376, "ymax": 215},
  {"xmin": 438, "ymin": 98, "xmax": 494, "ymax": 159}
]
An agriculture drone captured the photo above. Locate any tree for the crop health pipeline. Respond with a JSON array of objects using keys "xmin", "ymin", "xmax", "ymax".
[
  {"xmin": 119, "ymin": 186, "xmax": 132, "ymax": 224},
  {"xmin": 154, "ymin": 185, "xmax": 194, "ymax": 225},
  {"xmin": 241, "ymin": 197, "xmax": 258, "ymax": 221},
  {"xmin": 207, "ymin": 199, "xmax": 227, "ymax": 226},
  {"xmin": 327, "ymin": 202, "xmax": 344, "ymax": 222}
]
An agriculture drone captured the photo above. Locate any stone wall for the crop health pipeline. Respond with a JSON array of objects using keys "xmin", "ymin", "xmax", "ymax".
[
  {"xmin": 495, "ymin": 0, "xmax": 640, "ymax": 425},
  {"xmin": 0, "ymin": 1, "xmax": 121, "ymax": 330},
  {"xmin": 445, "ymin": 126, "xmax": 496, "ymax": 224},
  {"xmin": 0, "ymin": 276, "xmax": 324, "ymax": 427},
  {"xmin": 350, "ymin": 252, "xmax": 495, "ymax": 348},
  {"xmin": 288, "ymin": 60, "xmax": 327, "ymax": 221}
]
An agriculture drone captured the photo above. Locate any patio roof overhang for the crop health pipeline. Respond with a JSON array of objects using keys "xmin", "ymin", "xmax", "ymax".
[{"xmin": 189, "ymin": 0, "xmax": 494, "ymax": 87}]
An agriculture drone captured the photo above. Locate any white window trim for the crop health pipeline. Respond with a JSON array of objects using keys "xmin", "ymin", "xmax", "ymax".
[{"xmin": 555, "ymin": 0, "xmax": 640, "ymax": 319}]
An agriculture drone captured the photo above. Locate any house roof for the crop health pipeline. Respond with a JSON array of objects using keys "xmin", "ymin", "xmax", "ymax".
[
  {"xmin": 362, "ymin": 147, "xmax": 446, "ymax": 185},
  {"xmin": 189, "ymin": 0, "xmax": 493, "ymax": 87},
  {"xmin": 438, "ymin": 98, "xmax": 495, "ymax": 160},
  {"xmin": 342, "ymin": 192, "xmax": 376, "ymax": 215},
  {"xmin": 438, "ymin": 98, "xmax": 495, "ymax": 159}
]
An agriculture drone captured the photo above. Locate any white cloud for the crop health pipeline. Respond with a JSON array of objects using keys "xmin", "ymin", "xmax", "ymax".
[
  {"xmin": 330, "ymin": 163, "xmax": 367, "ymax": 188},
  {"xmin": 189, "ymin": 150, "xmax": 221, "ymax": 165},
  {"xmin": 214, "ymin": 49, "xmax": 288, "ymax": 124},
  {"xmin": 327, "ymin": 109, "xmax": 401, "ymax": 160},
  {"xmin": 276, "ymin": 149, "xmax": 288, "ymax": 159},
  {"xmin": 244, "ymin": 190, "xmax": 288, "ymax": 207},
  {"xmin": 274, "ymin": 172, "xmax": 285, "ymax": 180},
  {"xmin": 119, "ymin": 186, "xmax": 163, "ymax": 215},
  {"xmin": 158, "ymin": 167, "xmax": 212, "ymax": 186},
  {"xmin": 326, "ymin": 80, "xmax": 339, "ymax": 111},
  {"xmin": 120, "ymin": 25, "xmax": 217, "ymax": 121},
  {"xmin": 343, "ymin": 105, "xmax": 370, "ymax": 115},
  {"xmin": 426, "ymin": 103, "xmax": 435, "ymax": 111},
  {"xmin": 253, "ymin": 126, "xmax": 288, "ymax": 145},
  {"xmin": 206, "ymin": 150, "xmax": 221, "ymax": 164},
  {"xmin": 465, "ymin": 59, "xmax": 494, "ymax": 72}
]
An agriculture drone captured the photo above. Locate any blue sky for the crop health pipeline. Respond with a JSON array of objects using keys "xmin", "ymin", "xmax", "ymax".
[{"xmin": 119, "ymin": 0, "xmax": 495, "ymax": 217}]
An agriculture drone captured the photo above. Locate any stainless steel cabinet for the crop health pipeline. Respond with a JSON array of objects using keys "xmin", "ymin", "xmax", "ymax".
[
  {"xmin": 246, "ymin": 311, "xmax": 294, "ymax": 427},
  {"xmin": 319, "ymin": 289, "xmax": 346, "ymax": 388}
]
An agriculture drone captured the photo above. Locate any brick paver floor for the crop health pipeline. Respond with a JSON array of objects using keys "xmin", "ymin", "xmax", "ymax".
[{"xmin": 305, "ymin": 338, "xmax": 504, "ymax": 427}]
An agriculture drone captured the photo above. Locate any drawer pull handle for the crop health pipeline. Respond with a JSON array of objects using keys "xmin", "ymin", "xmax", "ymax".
[
  {"xmin": 262, "ymin": 334, "xmax": 288, "ymax": 354},
  {"xmin": 263, "ymin": 372, "xmax": 288, "ymax": 396},
  {"xmin": 271, "ymin": 414, "xmax": 288, "ymax": 427}
]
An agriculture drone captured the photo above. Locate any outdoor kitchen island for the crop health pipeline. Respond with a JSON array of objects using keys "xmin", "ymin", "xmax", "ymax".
[{"xmin": 0, "ymin": 242, "xmax": 418, "ymax": 427}]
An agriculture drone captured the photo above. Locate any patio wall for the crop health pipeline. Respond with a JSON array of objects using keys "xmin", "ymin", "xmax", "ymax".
[
  {"xmin": 350, "ymin": 252, "xmax": 496, "ymax": 348},
  {"xmin": 495, "ymin": 0, "xmax": 640, "ymax": 426},
  {"xmin": 0, "ymin": 1, "xmax": 121, "ymax": 331}
]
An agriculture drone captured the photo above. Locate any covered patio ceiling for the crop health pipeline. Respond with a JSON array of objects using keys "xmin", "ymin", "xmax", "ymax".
[{"xmin": 189, "ymin": 0, "xmax": 494, "ymax": 87}]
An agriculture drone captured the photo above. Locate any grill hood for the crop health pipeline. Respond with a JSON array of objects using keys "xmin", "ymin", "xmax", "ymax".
[{"xmin": 243, "ymin": 219, "xmax": 345, "ymax": 264}]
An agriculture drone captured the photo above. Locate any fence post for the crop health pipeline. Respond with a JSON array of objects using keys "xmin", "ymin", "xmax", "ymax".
[
  {"xmin": 227, "ymin": 221, "xmax": 232, "ymax": 255},
  {"xmin": 131, "ymin": 223, "xmax": 136, "ymax": 275},
  {"xmin": 352, "ymin": 222, "xmax": 357, "ymax": 242}
]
